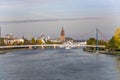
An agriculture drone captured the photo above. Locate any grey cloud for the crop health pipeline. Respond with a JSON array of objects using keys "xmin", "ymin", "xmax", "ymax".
[{"xmin": 0, "ymin": 17, "xmax": 103, "ymax": 24}]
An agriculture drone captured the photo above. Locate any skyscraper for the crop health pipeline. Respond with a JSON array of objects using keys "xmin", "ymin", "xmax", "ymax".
[{"xmin": 60, "ymin": 27, "xmax": 65, "ymax": 41}]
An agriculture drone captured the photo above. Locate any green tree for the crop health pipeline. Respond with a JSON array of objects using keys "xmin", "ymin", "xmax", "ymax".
[
  {"xmin": 31, "ymin": 37, "xmax": 36, "ymax": 45},
  {"xmin": 0, "ymin": 38, "xmax": 5, "ymax": 46},
  {"xmin": 87, "ymin": 38, "xmax": 96, "ymax": 45},
  {"xmin": 98, "ymin": 40, "xmax": 108, "ymax": 46},
  {"xmin": 108, "ymin": 28, "xmax": 120, "ymax": 51},
  {"xmin": 46, "ymin": 40, "xmax": 53, "ymax": 44},
  {"xmin": 108, "ymin": 36, "xmax": 116, "ymax": 51}
]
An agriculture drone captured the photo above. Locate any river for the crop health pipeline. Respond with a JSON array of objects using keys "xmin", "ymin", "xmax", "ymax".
[{"xmin": 0, "ymin": 48, "xmax": 120, "ymax": 80}]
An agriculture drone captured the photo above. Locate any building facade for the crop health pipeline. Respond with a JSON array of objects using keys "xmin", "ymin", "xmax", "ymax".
[{"xmin": 4, "ymin": 33, "xmax": 24, "ymax": 45}]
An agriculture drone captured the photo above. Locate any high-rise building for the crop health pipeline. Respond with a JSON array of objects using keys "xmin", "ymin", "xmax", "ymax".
[{"xmin": 60, "ymin": 27, "xmax": 65, "ymax": 41}]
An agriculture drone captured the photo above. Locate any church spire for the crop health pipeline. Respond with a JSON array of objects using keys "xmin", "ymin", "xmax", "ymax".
[
  {"xmin": 61, "ymin": 27, "xmax": 65, "ymax": 36},
  {"xmin": 60, "ymin": 27, "xmax": 65, "ymax": 41}
]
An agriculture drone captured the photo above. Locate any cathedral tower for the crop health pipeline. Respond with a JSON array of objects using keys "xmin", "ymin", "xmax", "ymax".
[{"xmin": 60, "ymin": 27, "xmax": 65, "ymax": 41}]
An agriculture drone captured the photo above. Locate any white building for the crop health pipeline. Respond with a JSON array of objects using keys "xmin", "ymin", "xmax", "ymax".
[
  {"xmin": 4, "ymin": 33, "xmax": 24, "ymax": 45},
  {"xmin": 4, "ymin": 38, "xmax": 24, "ymax": 45}
]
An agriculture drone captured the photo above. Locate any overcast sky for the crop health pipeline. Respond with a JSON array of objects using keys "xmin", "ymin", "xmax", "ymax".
[{"xmin": 0, "ymin": 0, "xmax": 120, "ymax": 40}]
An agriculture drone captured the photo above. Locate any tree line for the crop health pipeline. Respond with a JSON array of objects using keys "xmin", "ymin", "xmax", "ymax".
[
  {"xmin": 0, "ymin": 37, "xmax": 63, "ymax": 46},
  {"xmin": 87, "ymin": 28, "xmax": 120, "ymax": 52}
]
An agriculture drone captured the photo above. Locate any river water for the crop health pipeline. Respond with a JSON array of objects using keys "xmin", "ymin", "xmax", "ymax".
[{"xmin": 0, "ymin": 49, "xmax": 120, "ymax": 80}]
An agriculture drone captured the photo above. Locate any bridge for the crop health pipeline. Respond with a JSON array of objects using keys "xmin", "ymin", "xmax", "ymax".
[{"xmin": 0, "ymin": 44, "xmax": 106, "ymax": 50}]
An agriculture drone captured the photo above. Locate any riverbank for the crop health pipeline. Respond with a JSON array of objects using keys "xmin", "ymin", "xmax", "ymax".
[
  {"xmin": 101, "ymin": 51, "xmax": 120, "ymax": 56},
  {"xmin": 0, "ymin": 48, "xmax": 30, "ymax": 54},
  {"xmin": 0, "ymin": 51, "xmax": 6, "ymax": 54},
  {"xmin": 83, "ymin": 47, "xmax": 120, "ymax": 56},
  {"xmin": 0, "ymin": 46, "xmax": 61, "ymax": 54}
]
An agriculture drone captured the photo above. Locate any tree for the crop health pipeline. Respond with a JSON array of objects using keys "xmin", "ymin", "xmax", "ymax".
[
  {"xmin": 87, "ymin": 38, "xmax": 96, "ymax": 45},
  {"xmin": 31, "ymin": 37, "xmax": 36, "ymax": 45},
  {"xmin": 17, "ymin": 41, "xmax": 24, "ymax": 45},
  {"xmin": 108, "ymin": 36, "xmax": 116, "ymax": 51},
  {"xmin": 36, "ymin": 39, "xmax": 43, "ymax": 44},
  {"xmin": 108, "ymin": 28, "xmax": 120, "ymax": 51},
  {"xmin": 46, "ymin": 40, "xmax": 53, "ymax": 44},
  {"xmin": 98, "ymin": 40, "xmax": 108, "ymax": 46},
  {"xmin": 13, "ymin": 41, "xmax": 18, "ymax": 45},
  {"xmin": 0, "ymin": 38, "xmax": 5, "ymax": 46},
  {"xmin": 24, "ymin": 38, "xmax": 30, "ymax": 45}
]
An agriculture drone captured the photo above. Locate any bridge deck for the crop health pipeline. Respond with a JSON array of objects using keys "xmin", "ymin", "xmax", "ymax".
[{"xmin": 0, "ymin": 44, "xmax": 105, "ymax": 49}]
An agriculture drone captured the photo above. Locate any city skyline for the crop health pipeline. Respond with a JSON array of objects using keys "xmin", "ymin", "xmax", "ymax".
[{"xmin": 0, "ymin": 0, "xmax": 120, "ymax": 40}]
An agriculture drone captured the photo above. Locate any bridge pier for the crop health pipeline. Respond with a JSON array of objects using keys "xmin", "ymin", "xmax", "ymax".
[
  {"xmin": 53, "ymin": 44, "xmax": 56, "ymax": 49},
  {"xmin": 29, "ymin": 46, "xmax": 32, "ymax": 49},
  {"xmin": 41, "ymin": 45, "xmax": 44, "ymax": 50}
]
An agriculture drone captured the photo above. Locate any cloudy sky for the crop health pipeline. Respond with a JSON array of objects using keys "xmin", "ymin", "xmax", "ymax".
[{"xmin": 0, "ymin": 0, "xmax": 120, "ymax": 40}]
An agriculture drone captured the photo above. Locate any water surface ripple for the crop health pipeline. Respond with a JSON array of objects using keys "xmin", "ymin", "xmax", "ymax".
[{"xmin": 0, "ymin": 49, "xmax": 120, "ymax": 80}]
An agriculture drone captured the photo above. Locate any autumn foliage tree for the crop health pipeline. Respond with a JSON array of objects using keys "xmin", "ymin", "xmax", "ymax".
[{"xmin": 108, "ymin": 28, "xmax": 120, "ymax": 51}]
